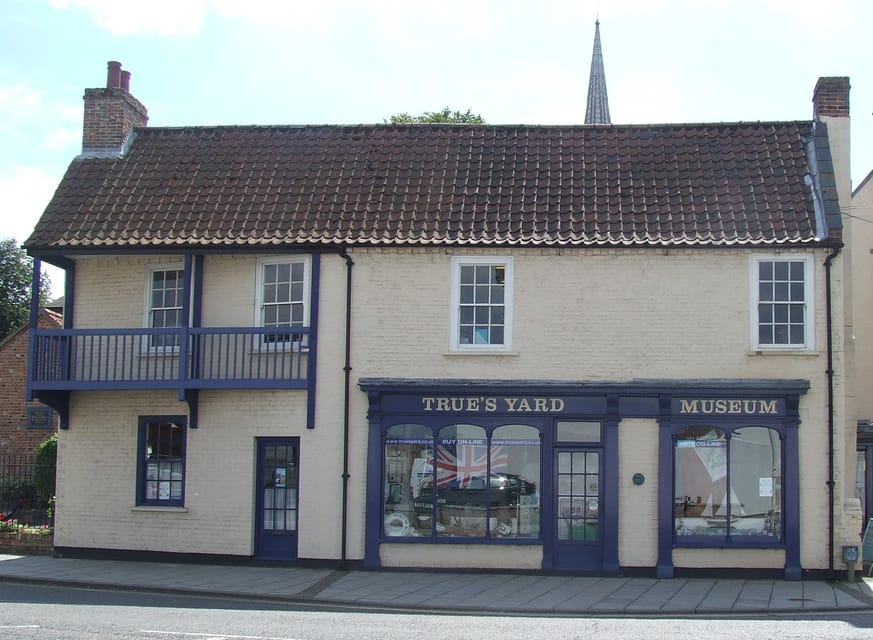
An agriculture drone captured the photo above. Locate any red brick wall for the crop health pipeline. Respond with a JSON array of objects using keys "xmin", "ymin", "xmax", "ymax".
[
  {"xmin": 0, "ymin": 312, "xmax": 60, "ymax": 457},
  {"xmin": 82, "ymin": 87, "xmax": 148, "ymax": 150},
  {"xmin": 813, "ymin": 77, "xmax": 850, "ymax": 118}
]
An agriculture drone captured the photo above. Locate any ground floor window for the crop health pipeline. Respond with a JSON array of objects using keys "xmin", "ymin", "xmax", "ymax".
[
  {"xmin": 674, "ymin": 425, "xmax": 781, "ymax": 543},
  {"xmin": 137, "ymin": 415, "xmax": 186, "ymax": 506},
  {"xmin": 383, "ymin": 422, "xmax": 540, "ymax": 540}
]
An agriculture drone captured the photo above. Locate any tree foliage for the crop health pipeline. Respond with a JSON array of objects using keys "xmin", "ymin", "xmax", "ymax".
[
  {"xmin": 0, "ymin": 238, "xmax": 49, "ymax": 340},
  {"xmin": 387, "ymin": 107, "xmax": 485, "ymax": 124}
]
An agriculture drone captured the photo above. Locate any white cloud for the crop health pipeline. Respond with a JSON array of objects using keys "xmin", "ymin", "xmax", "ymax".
[
  {"xmin": 47, "ymin": 0, "xmax": 207, "ymax": 36},
  {"xmin": 0, "ymin": 84, "xmax": 43, "ymax": 118},
  {"xmin": 43, "ymin": 127, "xmax": 81, "ymax": 151},
  {"xmin": 0, "ymin": 166, "xmax": 60, "ymax": 245},
  {"xmin": 212, "ymin": 0, "xmax": 338, "ymax": 31}
]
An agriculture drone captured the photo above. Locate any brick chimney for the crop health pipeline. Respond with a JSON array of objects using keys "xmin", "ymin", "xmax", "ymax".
[
  {"xmin": 81, "ymin": 61, "xmax": 148, "ymax": 156},
  {"xmin": 813, "ymin": 76, "xmax": 850, "ymax": 118}
]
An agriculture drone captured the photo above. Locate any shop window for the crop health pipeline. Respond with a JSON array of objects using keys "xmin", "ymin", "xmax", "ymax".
[
  {"xmin": 382, "ymin": 422, "xmax": 540, "ymax": 540},
  {"xmin": 145, "ymin": 265, "xmax": 184, "ymax": 350},
  {"xmin": 137, "ymin": 416, "xmax": 187, "ymax": 507},
  {"xmin": 450, "ymin": 256, "xmax": 513, "ymax": 351},
  {"xmin": 256, "ymin": 256, "xmax": 310, "ymax": 346},
  {"xmin": 674, "ymin": 425, "xmax": 781, "ymax": 543},
  {"xmin": 751, "ymin": 255, "xmax": 813, "ymax": 350}
]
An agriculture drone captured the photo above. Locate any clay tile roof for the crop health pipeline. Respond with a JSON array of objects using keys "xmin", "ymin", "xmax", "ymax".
[{"xmin": 25, "ymin": 122, "xmax": 826, "ymax": 250}]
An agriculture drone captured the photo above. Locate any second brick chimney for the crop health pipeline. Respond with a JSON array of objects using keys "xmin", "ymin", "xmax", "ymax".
[
  {"xmin": 813, "ymin": 76, "xmax": 850, "ymax": 119},
  {"xmin": 81, "ymin": 61, "xmax": 148, "ymax": 156}
]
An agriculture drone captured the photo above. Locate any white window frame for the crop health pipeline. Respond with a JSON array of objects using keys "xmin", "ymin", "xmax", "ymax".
[
  {"xmin": 143, "ymin": 262, "xmax": 186, "ymax": 353},
  {"xmin": 254, "ymin": 255, "xmax": 311, "ymax": 348},
  {"xmin": 450, "ymin": 256, "xmax": 513, "ymax": 352},
  {"xmin": 749, "ymin": 254, "xmax": 814, "ymax": 351}
]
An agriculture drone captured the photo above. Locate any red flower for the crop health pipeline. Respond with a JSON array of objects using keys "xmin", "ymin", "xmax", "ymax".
[{"xmin": 0, "ymin": 513, "xmax": 6, "ymax": 521}]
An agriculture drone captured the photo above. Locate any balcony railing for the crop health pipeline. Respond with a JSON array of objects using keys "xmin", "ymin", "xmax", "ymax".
[{"xmin": 29, "ymin": 327, "xmax": 311, "ymax": 391}]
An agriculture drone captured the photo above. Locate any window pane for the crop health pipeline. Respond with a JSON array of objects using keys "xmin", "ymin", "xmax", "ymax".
[
  {"xmin": 674, "ymin": 427, "xmax": 726, "ymax": 537},
  {"xmin": 730, "ymin": 427, "xmax": 781, "ymax": 538},
  {"xmin": 460, "ymin": 265, "xmax": 474, "ymax": 285},
  {"xmin": 789, "ymin": 325, "xmax": 804, "ymax": 344},
  {"xmin": 460, "ymin": 285, "xmax": 474, "ymax": 304},
  {"xmin": 385, "ymin": 424, "xmax": 432, "ymax": 538},
  {"xmin": 490, "ymin": 326, "xmax": 504, "ymax": 344},
  {"xmin": 790, "ymin": 282, "xmax": 804, "ymax": 301},
  {"xmin": 475, "ymin": 284, "xmax": 490, "ymax": 304},
  {"xmin": 459, "ymin": 326, "xmax": 474, "ymax": 344},
  {"xmin": 759, "ymin": 261, "xmax": 773, "ymax": 280},
  {"xmin": 774, "ymin": 304, "xmax": 788, "ymax": 323},
  {"xmin": 436, "ymin": 425, "xmax": 489, "ymax": 538},
  {"xmin": 290, "ymin": 282, "xmax": 304, "ymax": 302},
  {"xmin": 774, "ymin": 283, "xmax": 789, "ymax": 301},
  {"xmin": 759, "ymin": 282, "xmax": 773, "ymax": 302},
  {"xmin": 789, "ymin": 261, "xmax": 804, "ymax": 280},
  {"xmin": 291, "ymin": 262, "xmax": 304, "ymax": 281},
  {"xmin": 556, "ymin": 421, "xmax": 600, "ymax": 442},
  {"xmin": 277, "ymin": 263, "xmax": 291, "ymax": 282},
  {"xmin": 460, "ymin": 306, "xmax": 474, "ymax": 324},
  {"xmin": 491, "ymin": 424, "xmax": 540, "ymax": 539},
  {"xmin": 475, "ymin": 265, "xmax": 490, "ymax": 283},
  {"xmin": 774, "ymin": 261, "xmax": 789, "ymax": 279}
]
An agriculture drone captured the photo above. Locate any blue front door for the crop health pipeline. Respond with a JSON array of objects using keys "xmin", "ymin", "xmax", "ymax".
[
  {"xmin": 553, "ymin": 448, "xmax": 602, "ymax": 570},
  {"xmin": 255, "ymin": 438, "xmax": 299, "ymax": 561}
]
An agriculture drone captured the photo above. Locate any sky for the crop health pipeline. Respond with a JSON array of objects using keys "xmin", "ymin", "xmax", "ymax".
[{"xmin": 1, "ymin": 0, "xmax": 872, "ymax": 295}]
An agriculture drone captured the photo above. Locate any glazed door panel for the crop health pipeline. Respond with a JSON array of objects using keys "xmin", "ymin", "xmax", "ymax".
[
  {"xmin": 255, "ymin": 438, "xmax": 299, "ymax": 561},
  {"xmin": 553, "ymin": 448, "xmax": 602, "ymax": 570}
]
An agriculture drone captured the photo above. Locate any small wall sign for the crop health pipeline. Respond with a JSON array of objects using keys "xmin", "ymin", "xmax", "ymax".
[{"xmin": 632, "ymin": 473, "xmax": 645, "ymax": 486}]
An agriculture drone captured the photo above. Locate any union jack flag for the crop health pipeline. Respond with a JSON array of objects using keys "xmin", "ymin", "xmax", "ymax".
[{"xmin": 434, "ymin": 442, "xmax": 509, "ymax": 488}]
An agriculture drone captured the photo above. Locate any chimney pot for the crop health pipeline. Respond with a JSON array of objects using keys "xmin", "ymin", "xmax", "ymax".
[
  {"xmin": 121, "ymin": 70, "xmax": 131, "ymax": 91},
  {"xmin": 107, "ymin": 61, "xmax": 122, "ymax": 89}
]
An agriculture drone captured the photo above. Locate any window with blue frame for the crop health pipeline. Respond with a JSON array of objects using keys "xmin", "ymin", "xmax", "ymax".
[
  {"xmin": 674, "ymin": 425, "xmax": 782, "ymax": 543},
  {"xmin": 383, "ymin": 422, "xmax": 540, "ymax": 540},
  {"xmin": 137, "ymin": 416, "xmax": 187, "ymax": 506}
]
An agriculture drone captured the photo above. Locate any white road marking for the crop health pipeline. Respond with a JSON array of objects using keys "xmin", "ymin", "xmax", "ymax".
[
  {"xmin": 140, "ymin": 631, "xmax": 303, "ymax": 640},
  {"xmin": 0, "ymin": 626, "xmax": 40, "ymax": 629}
]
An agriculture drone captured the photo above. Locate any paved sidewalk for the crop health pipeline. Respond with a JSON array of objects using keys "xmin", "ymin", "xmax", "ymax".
[{"xmin": 1, "ymin": 553, "xmax": 873, "ymax": 615}]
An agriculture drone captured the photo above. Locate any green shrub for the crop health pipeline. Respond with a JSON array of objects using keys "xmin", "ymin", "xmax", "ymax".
[
  {"xmin": 32, "ymin": 433, "xmax": 57, "ymax": 506},
  {"xmin": 0, "ymin": 477, "xmax": 38, "ymax": 512}
]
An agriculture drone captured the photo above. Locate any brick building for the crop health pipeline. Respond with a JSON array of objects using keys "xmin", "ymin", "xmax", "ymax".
[
  {"xmin": 0, "ymin": 309, "xmax": 61, "ymax": 457},
  {"xmin": 21, "ymin": 62, "xmax": 859, "ymax": 579}
]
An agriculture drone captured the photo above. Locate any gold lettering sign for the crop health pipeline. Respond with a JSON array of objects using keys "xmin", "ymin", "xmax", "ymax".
[
  {"xmin": 678, "ymin": 399, "xmax": 778, "ymax": 415},
  {"xmin": 421, "ymin": 396, "xmax": 565, "ymax": 413}
]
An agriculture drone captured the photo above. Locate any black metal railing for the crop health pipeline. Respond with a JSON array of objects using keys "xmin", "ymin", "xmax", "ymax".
[{"xmin": 0, "ymin": 454, "xmax": 53, "ymax": 528}]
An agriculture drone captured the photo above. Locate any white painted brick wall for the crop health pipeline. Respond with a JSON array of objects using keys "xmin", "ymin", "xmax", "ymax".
[{"xmin": 59, "ymin": 246, "xmax": 850, "ymax": 570}]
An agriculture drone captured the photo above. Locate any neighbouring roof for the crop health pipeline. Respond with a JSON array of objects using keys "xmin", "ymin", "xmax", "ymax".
[{"xmin": 25, "ymin": 122, "xmax": 828, "ymax": 251}]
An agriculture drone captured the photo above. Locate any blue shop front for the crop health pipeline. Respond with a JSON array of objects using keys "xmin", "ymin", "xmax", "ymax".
[{"xmin": 361, "ymin": 379, "xmax": 808, "ymax": 579}]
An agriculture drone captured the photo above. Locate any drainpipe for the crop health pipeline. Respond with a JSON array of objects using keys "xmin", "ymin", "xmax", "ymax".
[
  {"xmin": 338, "ymin": 248, "xmax": 354, "ymax": 569},
  {"xmin": 824, "ymin": 243, "xmax": 842, "ymax": 576}
]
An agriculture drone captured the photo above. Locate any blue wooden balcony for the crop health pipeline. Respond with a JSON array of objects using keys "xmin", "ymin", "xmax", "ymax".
[{"xmin": 29, "ymin": 326, "xmax": 312, "ymax": 391}]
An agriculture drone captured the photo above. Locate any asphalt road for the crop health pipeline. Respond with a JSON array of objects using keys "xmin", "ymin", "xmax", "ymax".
[{"xmin": 3, "ymin": 582, "xmax": 873, "ymax": 639}]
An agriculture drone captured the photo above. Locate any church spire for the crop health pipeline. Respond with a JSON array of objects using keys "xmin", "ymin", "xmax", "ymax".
[{"xmin": 585, "ymin": 19, "xmax": 612, "ymax": 125}]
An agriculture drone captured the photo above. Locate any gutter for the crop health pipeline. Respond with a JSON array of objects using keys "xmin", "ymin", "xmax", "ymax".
[
  {"xmin": 824, "ymin": 242, "xmax": 842, "ymax": 576},
  {"xmin": 338, "ymin": 248, "xmax": 354, "ymax": 570}
]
